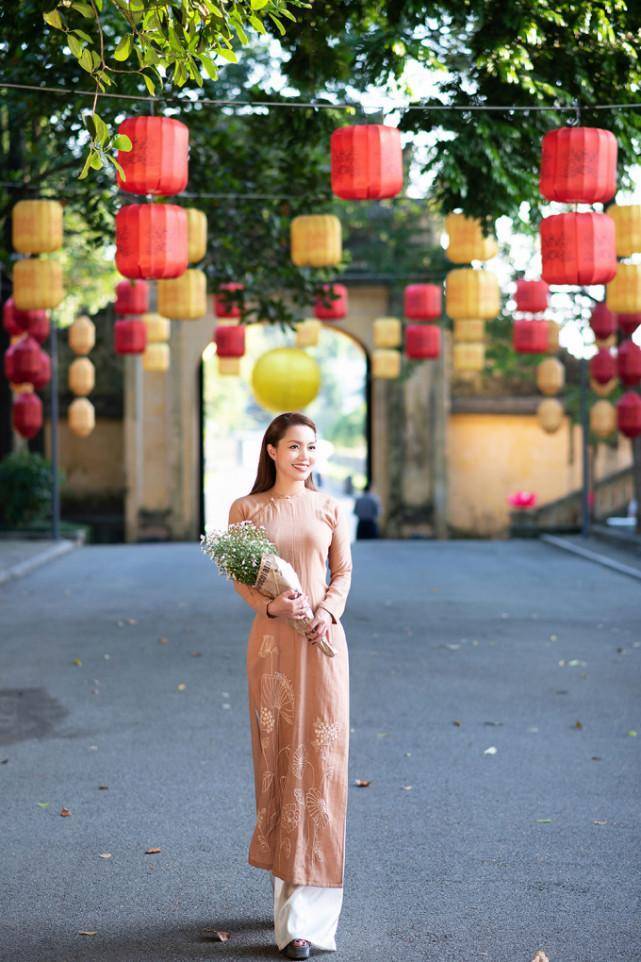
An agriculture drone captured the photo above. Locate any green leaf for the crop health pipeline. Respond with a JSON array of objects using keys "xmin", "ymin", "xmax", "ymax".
[
  {"xmin": 71, "ymin": 2, "xmax": 94, "ymax": 16},
  {"xmin": 78, "ymin": 48, "xmax": 94, "ymax": 72},
  {"xmin": 67, "ymin": 33, "xmax": 83, "ymax": 58},
  {"xmin": 279, "ymin": 8, "xmax": 297, "ymax": 21},
  {"xmin": 113, "ymin": 133, "xmax": 132, "ymax": 152},
  {"xmin": 142, "ymin": 72, "xmax": 156, "ymax": 95},
  {"xmin": 43, "ymin": 9, "xmax": 64, "ymax": 30},
  {"xmin": 250, "ymin": 0, "xmax": 270, "ymax": 8},
  {"xmin": 269, "ymin": 14, "xmax": 285, "ymax": 35},
  {"xmin": 199, "ymin": 54, "xmax": 219, "ymax": 80},
  {"xmin": 92, "ymin": 112, "xmax": 109, "ymax": 145},
  {"xmin": 215, "ymin": 46, "xmax": 238, "ymax": 63},
  {"xmin": 249, "ymin": 14, "xmax": 266, "ymax": 33},
  {"xmin": 107, "ymin": 154, "xmax": 126, "ymax": 179},
  {"xmin": 89, "ymin": 151, "xmax": 103, "ymax": 170},
  {"xmin": 83, "ymin": 113, "xmax": 96, "ymax": 137},
  {"xmin": 113, "ymin": 34, "xmax": 133, "ymax": 61}
]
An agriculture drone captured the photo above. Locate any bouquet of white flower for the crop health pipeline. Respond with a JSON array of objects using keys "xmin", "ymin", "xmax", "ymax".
[{"xmin": 200, "ymin": 520, "xmax": 336, "ymax": 657}]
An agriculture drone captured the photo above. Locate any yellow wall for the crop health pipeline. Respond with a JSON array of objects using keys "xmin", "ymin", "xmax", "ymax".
[
  {"xmin": 448, "ymin": 413, "xmax": 633, "ymax": 536},
  {"xmin": 45, "ymin": 417, "xmax": 124, "ymax": 496}
]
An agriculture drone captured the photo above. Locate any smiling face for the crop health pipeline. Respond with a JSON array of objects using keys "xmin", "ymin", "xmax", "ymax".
[{"xmin": 267, "ymin": 424, "xmax": 317, "ymax": 484}]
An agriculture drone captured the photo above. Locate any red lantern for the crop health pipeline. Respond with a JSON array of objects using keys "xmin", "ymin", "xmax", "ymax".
[
  {"xmin": 590, "ymin": 347, "xmax": 617, "ymax": 385},
  {"xmin": 405, "ymin": 324, "xmax": 441, "ymax": 359},
  {"xmin": 214, "ymin": 325, "xmax": 245, "ymax": 357},
  {"xmin": 13, "ymin": 392, "xmax": 42, "ymax": 439},
  {"xmin": 540, "ymin": 127, "xmax": 617, "ymax": 204},
  {"xmin": 617, "ymin": 339, "xmax": 641, "ymax": 387},
  {"xmin": 116, "ymin": 116, "xmax": 189, "ymax": 196},
  {"xmin": 11, "ymin": 335, "xmax": 42, "ymax": 383},
  {"xmin": 4, "ymin": 341, "xmax": 20, "ymax": 381},
  {"xmin": 404, "ymin": 284, "xmax": 442, "ymax": 320},
  {"xmin": 618, "ymin": 313, "xmax": 641, "ymax": 337},
  {"xmin": 115, "ymin": 204, "xmax": 188, "ymax": 280},
  {"xmin": 617, "ymin": 391, "xmax": 641, "ymax": 438},
  {"xmin": 214, "ymin": 283, "xmax": 244, "ymax": 319},
  {"xmin": 513, "ymin": 319, "xmax": 549, "ymax": 354},
  {"xmin": 330, "ymin": 124, "xmax": 403, "ymax": 200},
  {"xmin": 31, "ymin": 350, "xmax": 51, "ymax": 391},
  {"xmin": 540, "ymin": 213, "xmax": 616, "ymax": 286},
  {"xmin": 3, "ymin": 298, "xmax": 49, "ymax": 338},
  {"xmin": 515, "ymin": 280, "xmax": 549, "ymax": 314},
  {"xmin": 589, "ymin": 302, "xmax": 617, "ymax": 340},
  {"xmin": 115, "ymin": 279, "xmax": 149, "ymax": 315},
  {"xmin": 508, "ymin": 491, "xmax": 537, "ymax": 508},
  {"xmin": 114, "ymin": 318, "xmax": 147, "ymax": 355},
  {"xmin": 314, "ymin": 283, "xmax": 348, "ymax": 320}
]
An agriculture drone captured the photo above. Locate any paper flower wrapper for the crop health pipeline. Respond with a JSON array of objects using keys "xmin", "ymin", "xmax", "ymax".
[{"xmin": 255, "ymin": 552, "xmax": 336, "ymax": 657}]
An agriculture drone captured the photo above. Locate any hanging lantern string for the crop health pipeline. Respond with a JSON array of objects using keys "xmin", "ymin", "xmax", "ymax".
[{"xmin": 2, "ymin": 81, "xmax": 641, "ymax": 113}]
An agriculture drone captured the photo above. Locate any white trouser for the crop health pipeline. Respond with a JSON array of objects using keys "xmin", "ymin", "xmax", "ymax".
[{"xmin": 271, "ymin": 872, "xmax": 344, "ymax": 952}]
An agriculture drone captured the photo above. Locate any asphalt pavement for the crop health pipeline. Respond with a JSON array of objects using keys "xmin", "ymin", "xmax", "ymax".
[{"xmin": 1, "ymin": 538, "xmax": 639, "ymax": 962}]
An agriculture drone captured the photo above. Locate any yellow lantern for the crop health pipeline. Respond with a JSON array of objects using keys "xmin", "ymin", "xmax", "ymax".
[
  {"xmin": 13, "ymin": 259, "xmax": 64, "ymax": 310},
  {"xmin": 251, "ymin": 347, "xmax": 321, "ymax": 411},
  {"xmin": 453, "ymin": 342, "xmax": 485, "ymax": 373},
  {"xmin": 546, "ymin": 320, "xmax": 560, "ymax": 355},
  {"xmin": 590, "ymin": 400, "xmax": 617, "ymax": 438},
  {"xmin": 606, "ymin": 204, "xmax": 641, "ymax": 258},
  {"xmin": 445, "ymin": 213, "xmax": 498, "ymax": 263},
  {"xmin": 453, "ymin": 318, "xmax": 485, "ymax": 342},
  {"xmin": 446, "ymin": 268, "xmax": 500, "ymax": 320},
  {"xmin": 218, "ymin": 356, "xmax": 241, "ymax": 376},
  {"xmin": 536, "ymin": 357, "xmax": 565, "ymax": 396},
  {"xmin": 68, "ymin": 358, "xmax": 95, "ymax": 397},
  {"xmin": 68, "ymin": 398, "xmax": 95, "ymax": 437},
  {"xmin": 186, "ymin": 208, "xmax": 207, "ymax": 264},
  {"xmin": 143, "ymin": 343, "xmax": 170, "ymax": 372},
  {"xmin": 590, "ymin": 376, "xmax": 617, "ymax": 397},
  {"xmin": 606, "ymin": 263, "xmax": 641, "ymax": 314},
  {"xmin": 373, "ymin": 317, "xmax": 402, "ymax": 348},
  {"xmin": 142, "ymin": 313, "xmax": 170, "ymax": 343},
  {"xmin": 372, "ymin": 349, "xmax": 401, "ymax": 379},
  {"xmin": 12, "ymin": 200, "xmax": 63, "ymax": 254},
  {"xmin": 157, "ymin": 268, "xmax": 207, "ymax": 319},
  {"xmin": 295, "ymin": 318, "xmax": 321, "ymax": 348},
  {"xmin": 291, "ymin": 215, "xmax": 342, "ymax": 268},
  {"xmin": 537, "ymin": 398, "xmax": 564, "ymax": 434},
  {"xmin": 68, "ymin": 315, "xmax": 95, "ymax": 355}
]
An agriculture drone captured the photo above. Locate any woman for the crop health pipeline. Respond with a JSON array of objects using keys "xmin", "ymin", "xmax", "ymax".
[{"xmin": 228, "ymin": 412, "xmax": 353, "ymax": 959}]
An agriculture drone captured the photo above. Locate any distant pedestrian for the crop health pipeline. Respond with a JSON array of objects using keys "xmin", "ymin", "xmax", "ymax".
[
  {"xmin": 353, "ymin": 482, "xmax": 380, "ymax": 539},
  {"xmin": 343, "ymin": 474, "xmax": 354, "ymax": 496}
]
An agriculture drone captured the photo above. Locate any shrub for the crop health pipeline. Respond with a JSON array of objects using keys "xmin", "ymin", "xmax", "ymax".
[{"xmin": 0, "ymin": 450, "xmax": 54, "ymax": 527}]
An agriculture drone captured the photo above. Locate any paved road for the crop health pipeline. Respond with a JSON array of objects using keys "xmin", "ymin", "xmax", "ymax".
[{"xmin": 0, "ymin": 539, "xmax": 639, "ymax": 962}]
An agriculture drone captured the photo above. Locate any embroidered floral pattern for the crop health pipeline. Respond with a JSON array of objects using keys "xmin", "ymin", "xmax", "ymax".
[
  {"xmin": 313, "ymin": 717, "xmax": 340, "ymax": 750},
  {"xmin": 258, "ymin": 633, "xmax": 279, "ymax": 658},
  {"xmin": 259, "ymin": 706, "xmax": 275, "ymax": 734},
  {"xmin": 260, "ymin": 671, "xmax": 294, "ymax": 724}
]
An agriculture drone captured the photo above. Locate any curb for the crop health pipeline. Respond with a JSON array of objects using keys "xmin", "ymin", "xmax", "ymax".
[
  {"xmin": 0, "ymin": 539, "xmax": 78, "ymax": 587},
  {"xmin": 541, "ymin": 534, "xmax": 641, "ymax": 582}
]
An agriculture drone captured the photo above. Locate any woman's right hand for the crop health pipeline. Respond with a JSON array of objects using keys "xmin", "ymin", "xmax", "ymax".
[{"xmin": 267, "ymin": 589, "xmax": 310, "ymax": 619}]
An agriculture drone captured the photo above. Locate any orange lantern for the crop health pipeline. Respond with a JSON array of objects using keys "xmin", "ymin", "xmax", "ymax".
[
  {"xmin": 606, "ymin": 203, "xmax": 641, "ymax": 258},
  {"xmin": 445, "ymin": 213, "xmax": 498, "ymax": 263},
  {"xmin": 68, "ymin": 315, "xmax": 96, "ymax": 355},
  {"xmin": 157, "ymin": 268, "xmax": 207, "ymax": 319},
  {"xmin": 291, "ymin": 215, "xmax": 342, "ymax": 267},
  {"xmin": 372, "ymin": 349, "xmax": 400, "ymax": 379},
  {"xmin": 12, "ymin": 259, "xmax": 65, "ymax": 310},
  {"xmin": 69, "ymin": 358, "xmax": 95, "ymax": 396},
  {"xmin": 537, "ymin": 398, "xmax": 564, "ymax": 434},
  {"xmin": 446, "ymin": 269, "xmax": 500, "ymax": 320},
  {"xmin": 606, "ymin": 263, "xmax": 641, "ymax": 314},
  {"xmin": 68, "ymin": 398, "xmax": 95, "ymax": 437},
  {"xmin": 12, "ymin": 200, "xmax": 63, "ymax": 254}
]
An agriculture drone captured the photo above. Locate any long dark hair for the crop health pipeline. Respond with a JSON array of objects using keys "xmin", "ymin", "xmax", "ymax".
[{"xmin": 249, "ymin": 412, "xmax": 319, "ymax": 495}]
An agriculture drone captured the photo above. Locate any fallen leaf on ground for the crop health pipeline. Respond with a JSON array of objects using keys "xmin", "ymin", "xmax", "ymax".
[
  {"xmin": 453, "ymin": 720, "xmax": 462, "ymax": 727},
  {"xmin": 36, "ymin": 802, "xmax": 49, "ymax": 808},
  {"xmin": 79, "ymin": 930, "xmax": 97, "ymax": 936},
  {"xmin": 592, "ymin": 819, "xmax": 608, "ymax": 825},
  {"xmin": 628, "ymin": 730, "xmax": 637, "ymax": 737},
  {"xmin": 592, "ymin": 756, "xmax": 602, "ymax": 761},
  {"xmin": 483, "ymin": 746, "xmax": 497, "ymax": 755},
  {"xmin": 99, "ymin": 853, "xmax": 112, "ymax": 859},
  {"xmin": 98, "ymin": 785, "xmax": 108, "ymax": 790},
  {"xmin": 354, "ymin": 779, "xmax": 370, "ymax": 787},
  {"xmin": 574, "ymin": 720, "xmax": 583, "ymax": 729},
  {"xmin": 126, "ymin": 618, "xmax": 138, "ymax": 625},
  {"xmin": 72, "ymin": 658, "xmax": 82, "ymax": 666},
  {"xmin": 145, "ymin": 847, "xmax": 161, "ymax": 854},
  {"xmin": 402, "ymin": 785, "xmax": 412, "ymax": 791},
  {"xmin": 191, "ymin": 651, "xmax": 202, "ymax": 657},
  {"xmin": 201, "ymin": 929, "xmax": 231, "ymax": 941},
  {"xmin": 60, "ymin": 807, "xmax": 71, "ymax": 817},
  {"xmin": 159, "ymin": 637, "xmax": 169, "ymax": 645},
  {"xmin": 535, "ymin": 818, "xmax": 553, "ymax": 823},
  {"xmin": 177, "ymin": 683, "xmax": 186, "ymax": 691},
  {"xmin": 530, "ymin": 952, "xmax": 549, "ymax": 962}
]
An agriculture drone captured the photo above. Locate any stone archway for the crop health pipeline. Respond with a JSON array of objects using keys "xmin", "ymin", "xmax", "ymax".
[{"xmin": 123, "ymin": 282, "xmax": 444, "ymax": 542}]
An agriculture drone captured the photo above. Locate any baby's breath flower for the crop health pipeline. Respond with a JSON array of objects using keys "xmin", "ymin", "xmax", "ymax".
[{"xmin": 200, "ymin": 521, "xmax": 276, "ymax": 586}]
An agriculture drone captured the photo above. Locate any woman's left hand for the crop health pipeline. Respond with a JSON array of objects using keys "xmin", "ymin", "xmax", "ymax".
[{"xmin": 305, "ymin": 607, "xmax": 333, "ymax": 645}]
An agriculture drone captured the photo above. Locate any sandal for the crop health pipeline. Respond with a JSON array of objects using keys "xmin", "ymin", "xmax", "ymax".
[{"xmin": 282, "ymin": 938, "xmax": 311, "ymax": 959}]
